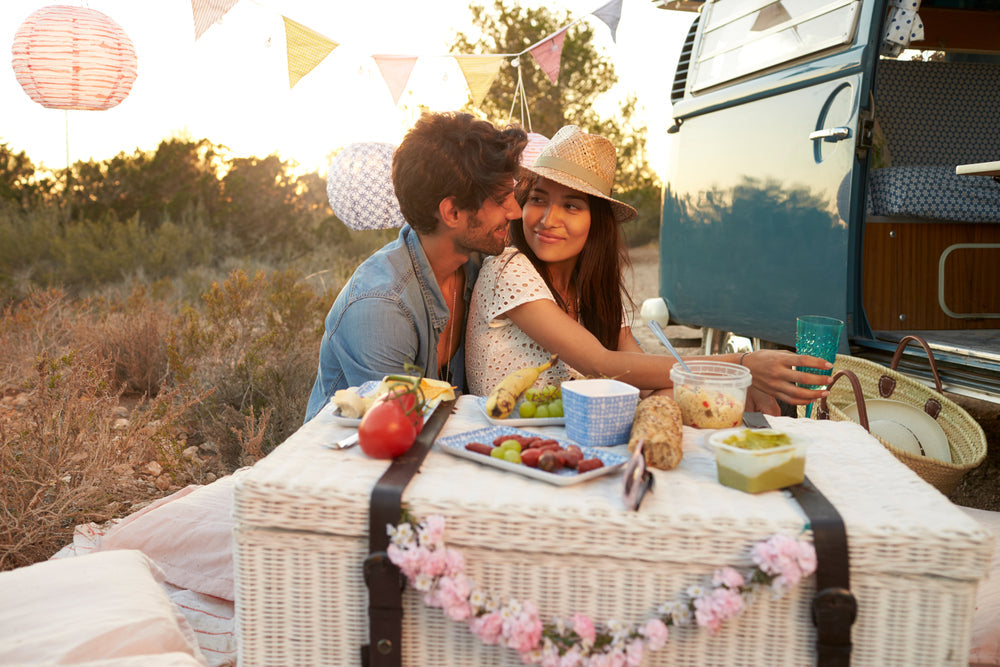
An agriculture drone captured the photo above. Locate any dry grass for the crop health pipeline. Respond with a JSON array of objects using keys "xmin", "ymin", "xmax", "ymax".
[{"xmin": 0, "ymin": 269, "xmax": 334, "ymax": 570}]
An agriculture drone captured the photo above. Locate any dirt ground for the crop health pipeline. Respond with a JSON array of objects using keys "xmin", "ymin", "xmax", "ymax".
[{"xmin": 626, "ymin": 246, "xmax": 1000, "ymax": 511}]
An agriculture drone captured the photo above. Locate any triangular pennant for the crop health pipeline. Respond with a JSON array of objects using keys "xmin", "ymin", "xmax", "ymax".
[
  {"xmin": 593, "ymin": 0, "xmax": 624, "ymax": 42},
  {"xmin": 454, "ymin": 55, "xmax": 505, "ymax": 106},
  {"xmin": 283, "ymin": 16, "xmax": 339, "ymax": 89},
  {"xmin": 373, "ymin": 55, "xmax": 418, "ymax": 105},
  {"xmin": 529, "ymin": 28, "xmax": 568, "ymax": 85},
  {"xmin": 191, "ymin": 0, "xmax": 241, "ymax": 40}
]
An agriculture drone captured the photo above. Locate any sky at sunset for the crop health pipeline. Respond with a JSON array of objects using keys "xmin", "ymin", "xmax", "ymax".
[{"xmin": 2, "ymin": 0, "xmax": 694, "ymax": 175}]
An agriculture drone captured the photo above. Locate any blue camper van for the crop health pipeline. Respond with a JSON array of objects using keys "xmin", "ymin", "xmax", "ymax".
[{"xmin": 658, "ymin": 0, "xmax": 1000, "ymax": 401}]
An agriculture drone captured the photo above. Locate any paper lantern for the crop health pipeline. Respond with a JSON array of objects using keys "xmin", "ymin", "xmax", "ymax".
[
  {"xmin": 327, "ymin": 142, "xmax": 407, "ymax": 231},
  {"xmin": 521, "ymin": 132, "xmax": 550, "ymax": 168},
  {"xmin": 11, "ymin": 5, "xmax": 138, "ymax": 111}
]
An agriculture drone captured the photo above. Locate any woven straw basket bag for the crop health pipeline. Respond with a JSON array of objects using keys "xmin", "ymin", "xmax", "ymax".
[{"xmin": 798, "ymin": 336, "xmax": 986, "ymax": 495}]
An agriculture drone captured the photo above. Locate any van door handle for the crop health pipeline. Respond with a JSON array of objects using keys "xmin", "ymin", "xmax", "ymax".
[{"xmin": 809, "ymin": 127, "xmax": 851, "ymax": 142}]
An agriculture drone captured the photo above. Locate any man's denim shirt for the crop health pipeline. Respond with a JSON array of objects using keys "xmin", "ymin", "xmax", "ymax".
[{"xmin": 304, "ymin": 224, "xmax": 480, "ymax": 423}]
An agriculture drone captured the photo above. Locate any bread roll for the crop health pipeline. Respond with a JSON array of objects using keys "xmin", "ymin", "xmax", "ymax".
[{"xmin": 628, "ymin": 395, "xmax": 683, "ymax": 470}]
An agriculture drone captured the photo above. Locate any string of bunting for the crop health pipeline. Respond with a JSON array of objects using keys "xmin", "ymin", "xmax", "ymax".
[{"xmin": 189, "ymin": 0, "xmax": 624, "ymax": 104}]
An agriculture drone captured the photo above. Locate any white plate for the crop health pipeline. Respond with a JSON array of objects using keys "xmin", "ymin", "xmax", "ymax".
[
  {"xmin": 328, "ymin": 380, "xmax": 382, "ymax": 427},
  {"xmin": 476, "ymin": 396, "xmax": 565, "ymax": 427},
  {"xmin": 843, "ymin": 399, "xmax": 951, "ymax": 463},
  {"xmin": 436, "ymin": 425, "xmax": 626, "ymax": 486}
]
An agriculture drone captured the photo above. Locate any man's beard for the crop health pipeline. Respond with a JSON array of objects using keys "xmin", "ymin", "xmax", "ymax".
[{"xmin": 460, "ymin": 209, "xmax": 509, "ymax": 256}]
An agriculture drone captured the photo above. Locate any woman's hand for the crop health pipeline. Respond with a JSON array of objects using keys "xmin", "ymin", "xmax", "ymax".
[
  {"xmin": 745, "ymin": 385, "xmax": 780, "ymax": 416},
  {"xmin": 741, "ymin": 350, "xmax": 832, "ymax": 406}
]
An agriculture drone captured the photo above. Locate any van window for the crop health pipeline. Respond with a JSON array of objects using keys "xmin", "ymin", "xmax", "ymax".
[{"xmin": 690, "ymin": 0, "xmax": 862, "ymax": 92}]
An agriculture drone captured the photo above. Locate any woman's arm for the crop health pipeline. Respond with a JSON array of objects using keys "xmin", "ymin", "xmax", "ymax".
[{"xmin": 506, "ymin": 299, "xmax": 832, "ymax": 405}]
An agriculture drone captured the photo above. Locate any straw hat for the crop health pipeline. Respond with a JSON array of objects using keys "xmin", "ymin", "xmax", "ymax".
[{"xmin": 519, "ymin": 125, "xmax": 638, "ymax": 224}]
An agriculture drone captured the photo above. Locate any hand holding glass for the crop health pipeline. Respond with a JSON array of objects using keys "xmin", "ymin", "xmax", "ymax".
[{"xmin": 795, "ymin": 316, "xmax": 844, "ymax": 389}]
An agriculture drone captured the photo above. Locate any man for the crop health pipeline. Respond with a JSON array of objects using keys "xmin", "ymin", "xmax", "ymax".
[{"xmin": 304, "ymin": 112, "xmax": 527, "ymax": 422}]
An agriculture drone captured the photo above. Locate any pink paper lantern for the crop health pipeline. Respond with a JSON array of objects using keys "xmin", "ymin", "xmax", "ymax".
[{"xmin": 11, "ymin": 5, "xmax": 138, "ymax": 111}]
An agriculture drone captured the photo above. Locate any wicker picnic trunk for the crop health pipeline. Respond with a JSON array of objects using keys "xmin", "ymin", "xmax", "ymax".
[{"xmin": 233, "ymin": 396, "xmax": 993, "ymax": 666}]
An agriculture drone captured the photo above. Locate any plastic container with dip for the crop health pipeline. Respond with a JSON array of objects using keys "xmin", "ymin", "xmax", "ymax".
[
  {"xmin": 708, "ymin": 428, "xmax": 809, "ymax": 493},
  {"xmin": 669, "ymin": 361, "xmax": 751, "ymax": 428}
]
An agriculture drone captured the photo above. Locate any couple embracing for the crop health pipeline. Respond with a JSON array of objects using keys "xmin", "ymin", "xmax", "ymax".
[{"xmin": 304, "ymin": 112, "xmax": 831, "ymax": 424}]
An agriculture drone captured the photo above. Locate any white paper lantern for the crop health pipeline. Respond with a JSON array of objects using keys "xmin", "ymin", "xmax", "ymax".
[{"xmin": 11, "ymin": 5, "xmax": 138, "ymax": 111}]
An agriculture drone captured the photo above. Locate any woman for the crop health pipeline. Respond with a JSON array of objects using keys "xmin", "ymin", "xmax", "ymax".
[{"xmin": 466, "ymin": 125, "xmax": 832, "ymax": 414}]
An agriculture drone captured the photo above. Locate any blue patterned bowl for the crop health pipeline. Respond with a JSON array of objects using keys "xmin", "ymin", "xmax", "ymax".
[{"xmin": 562, "ymin": 379, "xmax": 640, "ymax": 447}]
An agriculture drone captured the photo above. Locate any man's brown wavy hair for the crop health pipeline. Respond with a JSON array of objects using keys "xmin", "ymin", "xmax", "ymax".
[{"xmin": 392, "ymin": 112, "xmax": 528, "ymax": 234}]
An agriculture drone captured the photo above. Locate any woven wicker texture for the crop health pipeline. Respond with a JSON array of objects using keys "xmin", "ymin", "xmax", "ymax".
[
  {"xmin": 799, "ymin": 354, "xmax": 987, "ymax": 495},
  {"xmin": 234, "ymin": 396, "xmax": 993, "ymax": 666}
]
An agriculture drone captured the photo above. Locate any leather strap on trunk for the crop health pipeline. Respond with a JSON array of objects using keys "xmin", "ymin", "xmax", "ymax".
[
  {"xmin": 361, "ymin": 399, "xmax": 456, "ymax": 667},
  {"xmin": 743, "ymin": 412, "xmax": 856, "ymax": 666},
  {"xmin": 789, "ymin": 476, "xmax": 857, "ymax": 667}
]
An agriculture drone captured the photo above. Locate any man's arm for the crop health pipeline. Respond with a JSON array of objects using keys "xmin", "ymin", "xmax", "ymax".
[{"xmin": 330, "ymin": 296, "xmax": 425, "ymax": 387}]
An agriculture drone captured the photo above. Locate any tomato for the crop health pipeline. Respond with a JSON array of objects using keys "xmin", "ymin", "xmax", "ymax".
[{"xmin": 358, "ymin": 394, "xmax": 419, "ymax": 459}]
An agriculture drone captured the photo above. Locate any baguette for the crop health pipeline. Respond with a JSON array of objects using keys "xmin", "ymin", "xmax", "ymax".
[{"xmin": 628, "ymin": 395, "xmax": 684, "ymax": 470}]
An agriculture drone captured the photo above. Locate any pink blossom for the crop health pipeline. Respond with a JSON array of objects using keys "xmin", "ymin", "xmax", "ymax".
[
  {"xmin": 388, "ymin": 543, "xmax": 429, "ymax": 579},
  {"xmin": 641, "ymin": 618, "xmax": 669, "ymax": 651},
  {"xmin": 693, "ymin": 595, "xmax": 723, "ymax": 634},
  {"xmin": 712, "ymin": 566, "xmax": 745, "ymax": 590},
  {"xmin": 471, "ymin": 611, "xmax": 504, "ymax": 645},
  {"xmin": 506, "ymin": 603, "xmax": 543, "ymax": 653},
  {"xmin": 797, "ymin": 541, "xmax": 817, "ymax": 576},
  {"xmin": 423, "ymin": 588, "xmax": 442, "ymax": 608},
  {"xmin": 711, "ymin": 587, "xmax": 743, "ymax": 621},
  {"xmin": 444, "ymin": 547, "xmax": 465, "ymax": 576},
  {"xmin": 421, "ymin": 515, "xmax": 446, "ymax": 545},
  {"xmin": 606, "ymin": 649, "xmax": 628, "ymax": 667},
  {"xmin": 423, "ymin": 549, "xmax": 450, "ymax": 577},
  {"xmin": 559, "ymin": 647, "xmax": 583, "ymax": 667},
  {"xmin": 539, "ymin": 647, "xmax": 561, "ymax": 667},
  {"xmin": 585, "ymin": 653, "xmax": 610, "ymax": 667},
  {"xmin": 438, "ymin": 573, "xmax": 472, "ymax": 619},
  {"xmin": 625, "ymin": 639, "xmax": 645, "ymax": 666},
  {"xmin": 572, "ymin": 613, "xmax": 596, "ymax": 645}
]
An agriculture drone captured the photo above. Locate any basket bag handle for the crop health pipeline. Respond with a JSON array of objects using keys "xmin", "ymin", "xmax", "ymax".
[
  {"xmin": 883, "ymin": 335, "xmax": 944, "ymax": 418},
  {"xmin": 816, "ymin": 369, "xmax": 870, "ymax": 431}
]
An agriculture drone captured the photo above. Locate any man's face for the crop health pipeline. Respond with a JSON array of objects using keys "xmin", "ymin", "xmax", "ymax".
[{"xmin": 457, "ymin": 182, "xmax": 522, "ymax": 256}]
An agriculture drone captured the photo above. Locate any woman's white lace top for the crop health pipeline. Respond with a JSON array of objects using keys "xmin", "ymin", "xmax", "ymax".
[{"xmin": 466, "ymin": 248, "xmax": 582, "ymax": 395}]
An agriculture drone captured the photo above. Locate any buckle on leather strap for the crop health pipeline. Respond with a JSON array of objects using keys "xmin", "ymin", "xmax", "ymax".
[{"xmin": 812, "ymin": 587, "xmax": 858, "ymax": 633}]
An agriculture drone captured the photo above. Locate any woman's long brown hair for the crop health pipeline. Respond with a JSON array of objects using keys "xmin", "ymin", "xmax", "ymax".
[{"xmin": 507, "ymin": 175, "xmax": 633, "ymax": 351}]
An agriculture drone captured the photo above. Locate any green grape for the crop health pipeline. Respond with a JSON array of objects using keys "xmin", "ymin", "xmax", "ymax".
[
  {"xmin": 535, "ymin": 404, "xmax": 550, "ymax": 419},
  {"xmin": 548, "ymin": 399, "xmax": 563, "ymax": 418},
  {"xmin": 551, "ymin": 384, "xmax": 562, "ymax": 399},
  {"xmin": 541, "ymin": 384, "xmax": 559, "ymax": 401},
  {"xmin": 503, "ymin": 449, "xmax": 521, "ymax": 464},
  {"xmin": 524, "ymin": 387, "xmax": 542, "ymax": 403},
  {"xmin": 518, "ymin": 401, "xmax": 537, "ymax": 418},
  {"xmin": 499, "ymin": 439, "xmax": 521, "ymax": 453},
  {"xmin": 490, "ymin": 446, "xmax": 506, "ymax": 459}
]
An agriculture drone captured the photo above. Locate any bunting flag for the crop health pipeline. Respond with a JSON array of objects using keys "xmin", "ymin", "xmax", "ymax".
[
  {"xmin": 283, "ymin": 16, "xmax": 339, "ymax": 89},
  {"xmin": 593, "ymin": 0, "xmax": 624, "ymax": 42},
  {"xmin": 454, "ymin": 55, "xmax": 505, "ymax": 106},
  {"xmin": 529, "ymin": 27, "xmax": 568, "ymax": 85},
  {"xmin": 191, "ymin": 0, "xmax": 241, "ymax": 40},
  {"xmin": 373, "ymin": 54, "xmax": 418, "ymax": 105}
]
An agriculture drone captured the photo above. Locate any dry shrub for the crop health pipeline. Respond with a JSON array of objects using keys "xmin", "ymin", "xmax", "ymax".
[
  {"xmin": 0, "ymin": 349, "xmax": 203, "ymax": 571},
  {"xmin": 88, "ymin": 285, "xmax": 171, "ymax": 397},
  {"xmin": 167, "ymin": 268, "xmax": 332, "ymax": 465},
  {"xmin": 0, "ymin": 288, "xmax": 79, "ymax": 381}
]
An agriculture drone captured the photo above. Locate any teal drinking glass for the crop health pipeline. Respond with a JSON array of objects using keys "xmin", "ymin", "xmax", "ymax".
[{"xmin": 796, "ymin": 315, "xmax": 844, "ymax": 390}]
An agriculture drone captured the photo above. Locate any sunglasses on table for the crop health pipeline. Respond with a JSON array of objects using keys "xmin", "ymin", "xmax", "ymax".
[{"xmin": 622, "ymin": 440, "xmax": 654, "ymax": 511}]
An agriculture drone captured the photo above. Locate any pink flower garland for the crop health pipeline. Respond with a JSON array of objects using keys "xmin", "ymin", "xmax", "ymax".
[{"xmin": 387, "ymin": 514, "xmax": 817, "ymax": 666}]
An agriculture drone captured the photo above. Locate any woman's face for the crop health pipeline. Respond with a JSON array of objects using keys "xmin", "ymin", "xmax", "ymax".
[{"xmin": 521, "ymin": 177, "xmax": 591, "ymax": 266}]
